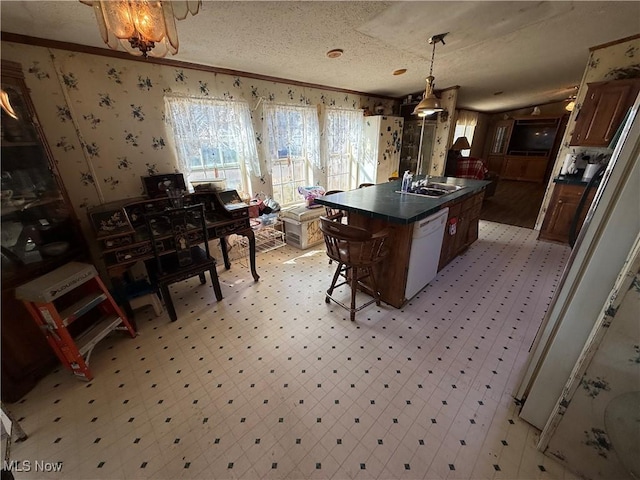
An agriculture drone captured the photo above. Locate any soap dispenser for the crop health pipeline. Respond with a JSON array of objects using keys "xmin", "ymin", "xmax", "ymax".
[{"xmin": 401, "ymin": 170, "xmax": 412, "ymax": 192}]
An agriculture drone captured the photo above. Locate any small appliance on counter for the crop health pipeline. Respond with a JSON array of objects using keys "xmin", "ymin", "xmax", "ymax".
[
  {"xmin": 582, "ymin": 163, "xmax": 601, "ymax": 181},
  {"xmin": 581, "ymin": 153, "xmax": 609, "ymax": 181}
]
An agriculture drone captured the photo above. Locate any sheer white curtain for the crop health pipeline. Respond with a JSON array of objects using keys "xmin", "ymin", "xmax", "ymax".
[
  {"xmin": 322, "ymin": 107, "xmax": 364, "ymax": 191},
  {"xmin": 164, "ymin": 95, "xmax": 260, "ymax": 190},
  {"xmin": 262, "ymin": 103, "xmax": 321, "ymax": 173},
  {"xmin": 454, "ymin": 110, "xmax": 478, "ymax": 140},
  {"xmin": 453, "ymin": 110, "xmax": 479, "ymax": 155}
]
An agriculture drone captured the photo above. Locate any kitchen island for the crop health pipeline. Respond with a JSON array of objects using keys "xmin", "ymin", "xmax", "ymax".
[{"xmin": 315, "ymin": 177, "xmax": 489, "ymax": 308}]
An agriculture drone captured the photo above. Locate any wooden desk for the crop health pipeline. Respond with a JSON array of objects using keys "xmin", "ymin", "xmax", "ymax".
[{"xmin": 88, "ymin": 190, "xmax": 260, "ymax": 282}]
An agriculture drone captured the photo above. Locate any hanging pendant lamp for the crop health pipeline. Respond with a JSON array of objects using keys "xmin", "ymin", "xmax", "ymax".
[
  {"xmin": 413, "ymin": 32, "xmax": 448, "ymax": 117},
  {"xmin": 80, "ymin": 0, "xmax": 201, "ymax": 58}
]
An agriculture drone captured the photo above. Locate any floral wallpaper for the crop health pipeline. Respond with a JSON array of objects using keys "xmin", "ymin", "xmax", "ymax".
[
  {"xmin": 430, "ymin": 87, "xmax": 458, "ymax": 176},
  {"xmin": 0, "ymin": 41, "xmax": 397, "ymax": 235},
  {"xmin": 535, "ymin": 36, "xmax": 640, "ymax": 229},
  {"xmin": 543, "ymin": 237, "xmax": 640, "ymax": 480}
]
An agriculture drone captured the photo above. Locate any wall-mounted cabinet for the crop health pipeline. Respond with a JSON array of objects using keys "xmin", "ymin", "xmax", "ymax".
[
  {"xmin": 1, "ymin": 60, "xmax": 86, "ymax": 401},
  {"xmin": 570, "ymin": 78, "xmax": 640, "ymax": 147}
]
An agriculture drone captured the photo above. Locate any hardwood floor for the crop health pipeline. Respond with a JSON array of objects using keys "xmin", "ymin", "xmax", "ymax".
[{"xmin": 480, "ymin": 179, "xmax": 547, "ymax": 229}]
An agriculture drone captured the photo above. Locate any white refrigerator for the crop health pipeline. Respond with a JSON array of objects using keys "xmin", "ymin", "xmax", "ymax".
[
  {"xmin": 359, "ymin": 115, "xmax": 404, "ymax": 185},
  {"xmin": 516, "ymin": 97, "xmax": 640, "ymax": 432}
]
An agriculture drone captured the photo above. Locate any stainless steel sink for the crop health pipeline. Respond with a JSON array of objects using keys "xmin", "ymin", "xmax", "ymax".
[
  {"xmin": 396, "ymin": 181, "xmax": 465, "ymax": 198},
  {"xmin": 422, "ymin": 182, "xmax": 463, "ymax": 192}
]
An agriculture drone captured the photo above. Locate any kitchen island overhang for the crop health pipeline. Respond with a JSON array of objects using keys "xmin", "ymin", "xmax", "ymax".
[
  {"xmin": 315, "ymin": 177, "xmax": 489, "ymax": 308},
  {"xmin": 315, "ymin": 177, "xmax": 489, "ymax": 225}
]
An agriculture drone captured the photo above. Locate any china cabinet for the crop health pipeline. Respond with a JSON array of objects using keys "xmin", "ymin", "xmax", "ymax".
[
  {"xmin": 486, "ymin": 119, "xmax": 513, "ymax": 174},
  {"xmin": 569, "ymin": 78, "xmax": 640, "ymax": 146},
  {"xmin": 399, "ymin": 119, "xmax": 436, "ymax": 176},
  {"xmin": 486, "ymin": 116, "xmax": 562, "ymax": 182},
  {"xmin": 1, "ymin": 60, "xmax": 86, "ymax": 401}
]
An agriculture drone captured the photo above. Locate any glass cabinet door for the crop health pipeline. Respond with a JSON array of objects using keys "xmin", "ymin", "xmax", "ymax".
[
  {"xmin": 1, "ymin": 60, "xmax": 84, "ymax": 286},
  {"xmin": 489, "ymin": 119, "xmax": 513, "ymax": 156}
]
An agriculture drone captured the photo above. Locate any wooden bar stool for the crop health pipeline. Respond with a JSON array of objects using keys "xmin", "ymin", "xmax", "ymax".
[{"xmin": 319, "ymin": 216, "xmax": 389, "ymax": 321}]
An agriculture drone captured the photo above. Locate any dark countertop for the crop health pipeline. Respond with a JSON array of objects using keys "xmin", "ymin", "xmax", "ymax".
[
  {"xmin": 554, "ymin": 174, "xmax": 589, "ymax": 185},
  {"xmin": 554, "ymin": 173, "xmax": 602, "ymax": 187},
  {"xmin": 315, "ymin": 176, "xmax": 490, "ymax": 225}
]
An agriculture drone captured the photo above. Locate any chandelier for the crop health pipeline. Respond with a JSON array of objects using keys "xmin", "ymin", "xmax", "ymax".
[
  {"xmin": 80, "ymin": 1, "xmax": 201, "ymax": 58},
  {"xmin": 413, "ymin": 32, "xmax": 448, "ymax": 117}
]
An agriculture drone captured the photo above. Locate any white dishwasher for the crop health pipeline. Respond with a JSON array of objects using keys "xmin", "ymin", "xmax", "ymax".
[{"xmin": 405, "ymin": 207, "xmax": 449, "ymax": 300}]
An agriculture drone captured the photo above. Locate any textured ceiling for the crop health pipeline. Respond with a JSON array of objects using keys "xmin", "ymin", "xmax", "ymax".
[{"xmin": 1, "ymin": 1, "xmax": 639, "ymax": 112}]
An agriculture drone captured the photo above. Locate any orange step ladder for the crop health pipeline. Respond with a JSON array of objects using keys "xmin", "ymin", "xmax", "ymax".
[{"xmin": 15, "ymin": 262, "xmax": 136, "ymax": 381}]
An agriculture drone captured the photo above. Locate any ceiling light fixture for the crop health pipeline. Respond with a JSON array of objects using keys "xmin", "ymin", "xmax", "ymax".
[
  {"xmin": 0, "ymin": 89, "xmax": 18, "ymax": 120},
  {"xmin": 413, "ymin": 32, "xmax": 448, "ymax": 117},
  {"xmin": 80, "ymin": 0, "xmax": 201, "ymax": 58},
  {"xmin": 326, "ymin": 49, "xmax": 343, "ymax": 59},
  {"xmin": 564, "ymin": 85, "xmax": 579, "ymax": 112},
  {"xmin": 565, "ymin": 86, "xmax": 579, "ymax": 112},
  {"xmin": 393, "ymin": 69, "xmax": 407, "ymax": 76}
]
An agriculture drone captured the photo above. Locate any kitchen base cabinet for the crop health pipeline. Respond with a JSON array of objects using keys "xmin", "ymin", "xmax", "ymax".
[
  {"xmin": 438, "ymin": 190, "xmax": 484, "ymax": 270},
  {"xmin": 539, "ymin": 183, "xmax": 596, "ymax": 244}
]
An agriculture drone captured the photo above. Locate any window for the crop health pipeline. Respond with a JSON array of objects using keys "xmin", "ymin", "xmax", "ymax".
[
  {"xmin": 323, "ymin": 107, "xmax": 364, "ymax": 191},
  {"xmin": 263, "ymin": 103, "xmax": 320, "ymax": 206},
  {"xmin": 164, "ymin": 95, "xmax": 260, "ymax": 193},
  {"xmin": 453, "ymin": 110, "xmax": 479, "ymax": 156}
]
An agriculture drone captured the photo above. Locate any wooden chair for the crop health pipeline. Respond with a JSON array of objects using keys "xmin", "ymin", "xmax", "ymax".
[
  {"xmin": 144, "ymin": 204, "xmax": 223, "ymax": 322},
  {"xmin": 322, "ymin": 189, "xmax": 345, "ymax": 220},
  {"xmin": 319, "ymin": 216, "xmax": 389, "ymax": 321}
]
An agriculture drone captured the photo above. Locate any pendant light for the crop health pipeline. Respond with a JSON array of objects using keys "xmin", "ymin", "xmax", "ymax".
[
  {"xmin": 80, "ymin": 0, "xmax": 201, "ymax": 58},
  {"xmin": 413, "ymin": 32, "xmax": 448, "ymax": 117}
]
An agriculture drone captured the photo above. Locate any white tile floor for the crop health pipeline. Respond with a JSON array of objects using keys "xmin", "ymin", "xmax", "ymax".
[{"xmin": 6, "ymin": 220, "xmax": 583, "ymax": 480}]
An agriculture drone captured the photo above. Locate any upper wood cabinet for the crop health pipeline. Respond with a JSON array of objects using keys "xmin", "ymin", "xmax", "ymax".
[{"xmin": 570, "ymin": 78, "xmax": 640, "ymax": 147}]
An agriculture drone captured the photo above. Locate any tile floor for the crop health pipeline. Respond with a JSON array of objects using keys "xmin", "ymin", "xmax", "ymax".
[{"xmin": 5, "ymin": 221, "xmax": 582, "ymax": 480}]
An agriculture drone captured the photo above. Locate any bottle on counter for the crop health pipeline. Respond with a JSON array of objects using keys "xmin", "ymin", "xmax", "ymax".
[{"xmin": 401, "ymin": 170, "xmax": 412, "ymax": 192}]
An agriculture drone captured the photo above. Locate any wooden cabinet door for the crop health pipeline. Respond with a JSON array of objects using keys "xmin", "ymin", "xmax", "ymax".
[
  {"xmin": 502, "ymin": 156, "xmax": 548, "ymax": 182},
  {"xmin": 570, "ymin": 79, "xmax": 640, "ymax": 146},
  {"xmin": 487, "ymin": 155, "xmax": 504, "ymax": 174},
  {"xmin": 524, "ymin": 157, "xmax": 549, "ymax": 182},
  {"xmin": 464, "ymin": 193, "xmax": 484, "ymax": 246},
  {"xmin": 489, "ymin": 119, "xmax": 514, "ymax": 155},
  {"xmin": 438, "ymin": 202, "xmax": 461, "ymax": 270},
  {"xmin": 539, "ymin": 184, "xmax": 596, "ymax": 243},
  {"xmin": 502, "ymin": 156, "xmax": 527, "ymax": 179}
]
